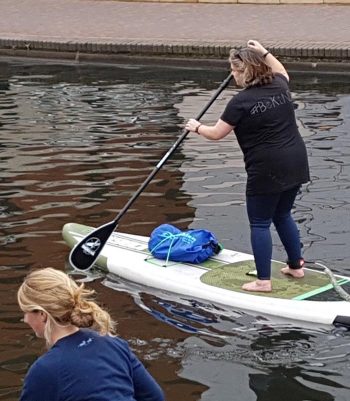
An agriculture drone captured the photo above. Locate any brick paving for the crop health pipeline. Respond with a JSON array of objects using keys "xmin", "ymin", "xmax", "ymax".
[{"xmin": 0, "ymin": 0, "xmax": 349, "ymax": 64}]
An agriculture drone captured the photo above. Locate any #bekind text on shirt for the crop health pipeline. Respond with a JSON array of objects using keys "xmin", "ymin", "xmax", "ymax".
[{"xmin": 250, "ymin": 90, "xmax": 292, "ymax": 116}]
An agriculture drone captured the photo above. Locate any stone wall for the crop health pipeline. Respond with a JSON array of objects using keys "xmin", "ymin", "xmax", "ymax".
[{"xmin": 127, "ymin": 0, "xmax": 349, "ymax": 4}]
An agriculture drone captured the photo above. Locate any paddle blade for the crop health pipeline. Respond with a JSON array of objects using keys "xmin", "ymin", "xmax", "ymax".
[{"xmin": 69, "ymin": 220, "xmax": 118, "ymax": 271}]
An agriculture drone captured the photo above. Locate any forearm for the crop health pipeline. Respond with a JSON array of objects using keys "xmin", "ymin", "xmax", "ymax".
[
  {"xmin": 186, "ymin": 118, "xmax": 233, "ymax": 140},
  {"xmin": 264, "ymin": 52, "xmax": 289, "ymax": 80},
  {"xmin": 196, "ymin": 124, "xmax": 226, "ymax": 140}
]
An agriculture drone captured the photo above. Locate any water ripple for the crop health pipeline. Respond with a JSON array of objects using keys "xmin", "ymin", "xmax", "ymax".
[{"xmin": 1, "ymin": 61, "xmax": 350, "ymax": 401}]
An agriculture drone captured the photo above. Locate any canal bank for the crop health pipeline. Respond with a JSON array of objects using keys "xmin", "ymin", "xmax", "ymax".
[{"xmin": 0, "ymin": 0, "xmax": 349, "ymax": 71}]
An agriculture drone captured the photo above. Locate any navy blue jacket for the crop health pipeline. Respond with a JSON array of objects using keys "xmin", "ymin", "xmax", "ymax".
[{"xmin": 20, "ymin": 329, "xmax": 164, "ymax": 401}]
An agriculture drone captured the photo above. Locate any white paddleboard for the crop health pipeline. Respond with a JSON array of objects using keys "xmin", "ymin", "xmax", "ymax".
[{"xmin": 62, "ymin": 223, "xmax": 350, "ymax": 328}]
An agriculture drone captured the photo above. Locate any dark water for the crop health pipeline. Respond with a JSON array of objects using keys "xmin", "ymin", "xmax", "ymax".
[{"xmin": 1, "ymin": 58, "xmax": 350, "ymax": 401}]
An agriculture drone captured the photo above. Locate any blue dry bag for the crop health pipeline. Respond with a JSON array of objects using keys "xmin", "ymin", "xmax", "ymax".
[{"xmin": 148, "ymin": 224, "xmax": 222, "ymax": 264}]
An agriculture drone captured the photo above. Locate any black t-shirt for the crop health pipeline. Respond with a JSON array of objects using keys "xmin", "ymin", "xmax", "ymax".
[{"xmin": 221, "ymin": 74, "xmax": 310, "ymax": 195}]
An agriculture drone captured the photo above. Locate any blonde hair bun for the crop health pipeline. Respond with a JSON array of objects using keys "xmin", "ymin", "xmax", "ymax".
[{"xmin": 18, "ymin": 268, "xmax": 116, "ymax": 345}]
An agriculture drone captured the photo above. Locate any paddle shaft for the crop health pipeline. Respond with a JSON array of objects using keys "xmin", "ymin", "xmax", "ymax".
[
  {"xmin": 69, "ymin": 73, "xmax": 232, "ymax": 270},
  {"xmin": 115, "ymin": 73, "xmax": 232, "ymax": 224}
]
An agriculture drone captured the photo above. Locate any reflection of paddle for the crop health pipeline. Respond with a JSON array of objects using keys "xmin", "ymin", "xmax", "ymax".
[{"xmin": 69, "ymin": 73, "xmax": 232, "ymax": 271}]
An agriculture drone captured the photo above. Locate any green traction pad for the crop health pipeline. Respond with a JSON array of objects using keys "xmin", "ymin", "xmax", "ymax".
[{"xmin": 200, "ymin": 260, "xmax": 348, "ymax": 300}]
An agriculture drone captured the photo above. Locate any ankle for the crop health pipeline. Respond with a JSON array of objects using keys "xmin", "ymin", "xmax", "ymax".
[
  {"xmin": 281, "ymin": 265, "xmax": 304, "ymax": 278},
  {"xmin": 242, "ymin": 279, "xmax": 272, "ymax": 292},
  {"xmin": 256, "ymin": 279, "xmax": 271, "ymax": 285},
  {"xmin": 287, "ymin": 258, "xmax": 305, "ymax": 270}
]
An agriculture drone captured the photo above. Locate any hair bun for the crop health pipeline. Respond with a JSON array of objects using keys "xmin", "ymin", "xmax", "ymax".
[{"xmin": 70, "ymin": 306, "xmax": 94, "ymax": 328}]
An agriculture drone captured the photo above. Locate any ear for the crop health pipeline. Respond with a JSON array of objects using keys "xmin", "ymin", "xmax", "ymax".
[{"xmin": 40, "ymin": 311, "xmax": 48, "ymax": 323}]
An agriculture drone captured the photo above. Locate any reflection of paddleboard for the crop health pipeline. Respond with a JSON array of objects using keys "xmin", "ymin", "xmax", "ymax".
[{"xmin": 62, "ymin": 223, "xmax": 350, "ymax": 328}]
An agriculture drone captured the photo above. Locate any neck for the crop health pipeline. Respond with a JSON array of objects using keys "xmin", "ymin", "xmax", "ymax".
[{"xmin": 50, "ymin": 324, "xmax": 80, "ymax": 346}]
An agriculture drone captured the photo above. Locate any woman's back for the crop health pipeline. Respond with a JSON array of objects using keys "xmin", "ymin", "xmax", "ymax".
[
  {"xmin": 222, "ymin": 74, "xmax": 299, "ymax": 153},
  {"xmin": 221, "ymin": 74, "xmax": 309, "ymax": 195},
  {"xmin": 20, "ymin": 329, "xmax": 164, "ymax": 401}
]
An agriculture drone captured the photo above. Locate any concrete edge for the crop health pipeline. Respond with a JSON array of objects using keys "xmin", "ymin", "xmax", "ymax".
[{"xmin": 0, "ymin": 39, "xmax": 350, "ymax": 73}]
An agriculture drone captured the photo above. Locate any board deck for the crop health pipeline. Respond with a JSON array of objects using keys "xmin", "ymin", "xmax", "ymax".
[{"xmin": 62, "ymin": 223, "xmax": 350, "ymax": 327}]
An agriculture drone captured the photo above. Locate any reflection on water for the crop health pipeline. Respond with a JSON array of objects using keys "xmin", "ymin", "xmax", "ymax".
[
  {"xmin": 105, "ymin": 274, "xmax": 350, "ymax": 401},
  {"xmin": 1, "ymin": 58, "xmax": 350, "ymax": 400}
]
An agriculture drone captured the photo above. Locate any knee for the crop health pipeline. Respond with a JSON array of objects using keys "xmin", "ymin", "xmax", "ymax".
[
  {"xmin": 249, "ymin": 218, "xmax": 272, "ymax": 230},
  {"xmin": 273, "ymin": 212, "xmax": 291, "ymax": 227}
]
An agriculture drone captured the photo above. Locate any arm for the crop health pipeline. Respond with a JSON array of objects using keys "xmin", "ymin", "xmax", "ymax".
[
  {"xmin": 20, "ymin": 360, "xmax": 58, "ymax": 401},
  {"xmin": 185, "ymin": 118, "xmax": 233, "ymax": 140},
  {"xmin": 129, "ymin": 351, "xmax": 165, "ymax": 401},
  {"xmin": 247, "ymin": 39, "xmax": 289, "ymax": 81}
]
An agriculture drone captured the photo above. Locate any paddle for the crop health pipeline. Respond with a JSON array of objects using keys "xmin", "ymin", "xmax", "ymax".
[{"xmin": 69, "ymin": 73, "xmax": 233, "ymax": 271}]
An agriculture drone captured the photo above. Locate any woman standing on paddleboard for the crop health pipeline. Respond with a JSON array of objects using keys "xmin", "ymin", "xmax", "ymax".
[
  {"xmin": 18, "ymin": 268, "xmax": 165, "ymax": 401},
  {"xmin": 186, "ymin": 40, "xmax": 310, "ymax": 293}
]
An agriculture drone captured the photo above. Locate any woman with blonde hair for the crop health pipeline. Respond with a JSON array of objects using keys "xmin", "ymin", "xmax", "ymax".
[
  {"xmin": 18, "ymin": 267, "xmax": 164, "ymax": 401},
  {"xmin": 186, "ymin": 40, "xmax": 310, "ymax": 292}
]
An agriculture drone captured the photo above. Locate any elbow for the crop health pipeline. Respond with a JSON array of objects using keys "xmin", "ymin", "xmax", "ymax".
[
  {"xmin": 209, "ymin": 134, "xmax": 224, "ymax": 141},
  {"xmin": 208, "ymin": 128, "xmax": 232, "ymax": 141},
  {"xmin": 201, "ymin": 122, "xmax": 232, "ymax": 140}
]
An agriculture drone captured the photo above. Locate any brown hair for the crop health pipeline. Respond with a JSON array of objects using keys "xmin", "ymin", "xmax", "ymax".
[
  {"xmin": 229, "ymin": 48, "xmax": 274, "ymax": 88},
  {"xmin": 18, "ymin": 268, "xmax": 116, "ymax": 345}
]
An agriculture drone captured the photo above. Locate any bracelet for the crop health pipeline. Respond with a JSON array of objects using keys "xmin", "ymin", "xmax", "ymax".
[
  {"xmin": 263, "ymin": 51, "xmax": 270, "ymax": 58},
  {"xmin": 195, "ymin": 123, "xmax": 202, "ymax": 134}
]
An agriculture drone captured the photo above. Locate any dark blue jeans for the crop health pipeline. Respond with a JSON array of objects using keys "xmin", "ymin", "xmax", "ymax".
[{"xmin": 246, "ymin": 186, "xmax": 302, "ymax": 280}]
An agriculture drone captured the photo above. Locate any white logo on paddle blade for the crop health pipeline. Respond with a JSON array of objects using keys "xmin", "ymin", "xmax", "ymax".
[{"xmin": 82, "ymin": 237, "xmax": 101, "ymax": 256}]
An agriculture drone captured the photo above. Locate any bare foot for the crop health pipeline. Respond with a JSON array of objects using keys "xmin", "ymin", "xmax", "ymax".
[
  {"xmin": 242, "ymin": 279, "xmax": 272, "ymax": 292},
  {"xmin": 281, "ymin": 266, "xmax": 304, "ymax": 278}
]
